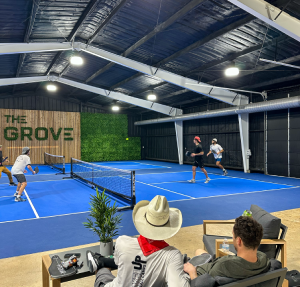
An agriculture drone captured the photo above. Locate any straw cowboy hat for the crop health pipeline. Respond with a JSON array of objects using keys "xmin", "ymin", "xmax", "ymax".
[{"xmin": 132, "ymin": 195, "xmax": 182, "ymax": 240}]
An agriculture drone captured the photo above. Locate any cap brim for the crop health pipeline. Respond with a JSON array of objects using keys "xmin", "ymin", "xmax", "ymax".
[{"xmin": 132, "ymin": 201, "xmax": 182, "ymax": 240}]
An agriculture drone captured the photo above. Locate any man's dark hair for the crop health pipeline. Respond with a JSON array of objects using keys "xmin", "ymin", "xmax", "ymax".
[{"xmin": 233, "ymin": 216, "xmax": 263, "ymax": 250}]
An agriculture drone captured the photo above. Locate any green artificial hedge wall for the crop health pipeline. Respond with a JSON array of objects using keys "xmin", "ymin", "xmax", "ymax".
[{"xmin": 81, "ymin": 113, "xmax": 141, "ymax": 162}]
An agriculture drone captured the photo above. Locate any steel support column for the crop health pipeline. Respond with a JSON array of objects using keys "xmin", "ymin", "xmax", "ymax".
[
  {"xmin": 238, "ymin": 113, "xmax": 250, "ymax": 173},
  {"xmin": 174, "ymin": 121, "xmax": 184, "ymax": 165}
]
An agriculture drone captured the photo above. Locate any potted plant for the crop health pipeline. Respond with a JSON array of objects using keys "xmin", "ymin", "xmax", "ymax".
[{"xmin": 83, "ymin": 188, "xmax": 122, "ymax": 256}]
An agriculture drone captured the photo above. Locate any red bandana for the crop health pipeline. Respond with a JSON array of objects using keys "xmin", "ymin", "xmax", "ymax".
[{"xmin": 138, "ymin": 235, "xmax": 169, "ymax": 256}]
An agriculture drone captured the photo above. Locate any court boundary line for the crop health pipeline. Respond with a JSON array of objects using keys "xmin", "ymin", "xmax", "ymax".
[
  {"xmin": 1, "ymin": 185, "xmax": 299, "ymax": 224},
  {"xmin": 168, "ymin": 186, "xmax": 300, "ymax": 203},
  {"xmin": 137, "ymin": 171, "xmax": 296, "ymax": 187},
  {"xmin": 132, "ymin": 162, "xmax": 172, "ymax": 168},
  {"xmin": 24, "ymin": 189, "xmax": 39, "ymax": 218},
  {"xmin": 0, "ymin": 178, "xmax": 72, "ymax": 186},
  {"xmin": 136, "ymin": 180, "xmax": 195, "ymax": 199},
  {"xmin": 150, "ymin": 177, "xmax": 228, "ymax": 185}
]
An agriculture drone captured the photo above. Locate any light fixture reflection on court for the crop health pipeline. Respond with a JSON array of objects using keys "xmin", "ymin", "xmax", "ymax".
[
  {"xmin": 46, "ymin": 84, "xmax": 57, "ymax": 91},
  {"xmin": 70, "ymin": 56, "xmax": 83, "ymax": 65},
  {"xmin": 112, "ymin": 105, "xmax": 120, "ymax": 111},
  {"xmin": 147, "ymin": 93, "xmax": 156, "ymax": 101},
  {"xmin": 225, "ymin": 62, "xmax": 239, "ymax": 77}
]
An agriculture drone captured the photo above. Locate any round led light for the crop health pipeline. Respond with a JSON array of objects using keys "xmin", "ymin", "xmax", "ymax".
[
  {"xmin": 147, "ymin": 93, "xmax": 156, "ymax": 101},
  {"xmin": 225, "ymin": 67, "xmax": 239, "ymax": 77},
  {"xmin": 46, "ymin": 84, "xmax": 57, "ymax": 91},
  {"xmin": 112, "ymin": 106, "xmax": 120, "ymax": 111},
  {"xmin": 70, "ymin": 56, "xmax": 83, "ymax": 65}
]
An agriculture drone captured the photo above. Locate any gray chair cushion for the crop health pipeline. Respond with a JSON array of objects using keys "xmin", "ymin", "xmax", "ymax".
[
  {"xmin": 203, "ymin": 235, "xmax": 236, "ymax": 258},
  {"xmin": 191, "ymin": 273, "xmax": 216, "ymax": 287},
  {"xmin": 215, "ymin": 276, "xmax": 237, "ymax": 285},
  {"xmin": 250, "ymin": 205, "xmax": 281, "ymax": 259}
]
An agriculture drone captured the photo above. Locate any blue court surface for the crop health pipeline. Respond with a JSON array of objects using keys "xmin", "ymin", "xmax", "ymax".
[{"xmin": 1, "ymin": 160, "xmax": 300, "ymax": 258}]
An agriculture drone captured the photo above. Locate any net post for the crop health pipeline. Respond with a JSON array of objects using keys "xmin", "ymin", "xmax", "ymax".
[
  {"xmin": 63, "ymin": 156, "xmax": 66, "ymax": 174},
  {"xmin": 131, "ymin": 170, "xmax": 136, "ymax": 208},
  {"xmin": 71, "ymin": 157, "xmax": 73, "ymax": 178}
]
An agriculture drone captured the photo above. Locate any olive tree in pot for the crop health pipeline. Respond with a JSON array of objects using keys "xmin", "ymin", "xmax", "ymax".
[{"xmin": 83, "ymin": 188, "xmax": 122, "ymax": 256}]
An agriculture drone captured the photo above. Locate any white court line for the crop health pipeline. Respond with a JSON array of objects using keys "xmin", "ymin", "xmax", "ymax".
[
  {"xmin": 0, "ymin": 211, "xmax": 89, "ymax": 224},
  {"xmin": 0, "ymin": 195, "xmax": 15, "ymax": 198},
  {"xmin": 24, "ymin": 189, "xmax": 39, "ymax": 218},
  {"xmin": 0, "ymin": 178, "xmax": 71, "ymax": 186},
  {"xmin": 149, "ymin": 177, "xmax": 229, "ymax": 185},
  {"xmin": 133, "ymin": 162, "xmax": 172, "ymax": 168},
  {"xmin": 2, "ymin": 185, "xmax": 299, "ymax": 224},
  {"xmin": 136, "ymin": 180, "xmax": 195, "ymax": 199},
  {"xmin": 168, "ymin": 186, "xmax": 300, "ymax": 203},
  {"xmin": 137, "ymin": 171, "xmax": 296, "ymax": 187}
]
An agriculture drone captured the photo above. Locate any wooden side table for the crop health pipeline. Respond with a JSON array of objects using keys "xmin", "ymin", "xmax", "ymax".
[{"xmin": 42, "ymin": 245, "xmax": 100, "ymax": 287}]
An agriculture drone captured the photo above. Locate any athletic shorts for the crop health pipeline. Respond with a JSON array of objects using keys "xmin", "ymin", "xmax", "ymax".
[
  {"xmin": 193, "ymin": 160, "xmax": 204, "ymax": 169},
  {"xmin": 215, "ymin": 158, "xmax": 222, "ymax": 162},
  {"xmin": 13, "ymin": 174, "xmax": 26, "ymax": 183}
]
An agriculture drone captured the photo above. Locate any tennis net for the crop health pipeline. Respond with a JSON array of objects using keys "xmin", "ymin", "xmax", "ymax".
[
  {"xmin": 44, "ymin": 152, "xmax": 66, "ymax": 174},
  {"xmin": 71, "ymin": 158, "xmax": 136, "ymax": 208}
]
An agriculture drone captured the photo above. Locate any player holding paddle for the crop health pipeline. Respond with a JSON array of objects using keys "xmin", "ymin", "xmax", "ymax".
[
  {"xmin": 11, "ymin": 147, "xmax": 37, "ymax": 202},
  {"xmin": 188, "ymin": 136, "xmax": 210, "ymax": 184},
  {"xmin": 207, "ymin": 138, "xmax": 228, "ymax": 176}
]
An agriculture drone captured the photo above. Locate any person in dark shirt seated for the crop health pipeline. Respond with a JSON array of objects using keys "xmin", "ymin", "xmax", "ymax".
[{"xmin": 184, "ymin": 216, "xmax": 270, "ymax": 280}]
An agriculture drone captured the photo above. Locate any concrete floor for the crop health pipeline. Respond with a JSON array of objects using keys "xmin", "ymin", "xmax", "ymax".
[{"xmin": 0, "ymin": 208, "xmax": 299, "ymax": 287}]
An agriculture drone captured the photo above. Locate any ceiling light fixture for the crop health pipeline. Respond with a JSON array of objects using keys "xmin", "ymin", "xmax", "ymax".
[
  {"xmin": 46, "ymin": 84, "xmax": 57, "ymax": 91},
  {"xmin": 112, "ymin": 105, "xmax": 120, "ymax": 111},
  {"xmin": 70, "ymin": 55, "xmax": 83, "ymax": 66},
  {"xmin": 147, "ymin": 92, "xmax": 156, "ymax": 101},
  {"xmin": 225, "ymin": 62, "xmax": 239, "ymax": 77}
]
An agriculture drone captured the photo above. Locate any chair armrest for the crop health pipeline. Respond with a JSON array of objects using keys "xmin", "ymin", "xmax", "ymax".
[
  {"xmin": 215, "ymin": 239, "xmax": 287, "ymax": 268},
  {"xmin": 203, "ymin": 220, "xmax": 235, "ymax": 235}
]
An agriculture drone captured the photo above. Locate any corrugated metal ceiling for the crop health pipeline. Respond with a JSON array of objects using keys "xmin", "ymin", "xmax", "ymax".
[{"xmin": 0, "ymin": 0, "xmax": 299, "ymax": 113}]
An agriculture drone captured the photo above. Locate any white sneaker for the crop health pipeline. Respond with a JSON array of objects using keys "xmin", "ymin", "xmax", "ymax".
[
  {"xmin": 205, "ymin": 177, "xmax": 211, "ymax": 184},
  {"xmin": 188, "ymin": 179, "xmax": 196, "ymax": 183}
]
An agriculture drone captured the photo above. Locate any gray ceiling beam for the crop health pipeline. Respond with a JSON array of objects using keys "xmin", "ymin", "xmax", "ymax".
[
  {"xmin": 241, "ymin": 73, "xmax": 300, "ymax": 90},
  {"xmin": 227, "ymin": 0, "xmax": 300, "ymax": 43},
  {"xmin": 59, "ymin": 0, "xmax": 128, "ymax": 78},
  {"xmin": 110, "ymin": 14, "xmax": 255, "ymax": 90},
  {"xmin": 43, "ymin": 0, "xmax": 100, "ymax": 77},
  {"xmin": 85, "ymin": 0, "xmax": 207, "ymax": 83},
  {"xmin": 81, "ymin": 43, "xmax": 249, "ymax": 105},
  {"xmin": 13, "ymin": 0, "xmax": 41, "ymax": 94},
  {"xmin": 127, "ymin": 33, "xmax": 287, "ymax": 103}
]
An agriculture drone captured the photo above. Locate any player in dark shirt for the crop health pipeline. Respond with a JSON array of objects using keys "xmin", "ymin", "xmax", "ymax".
[
  {"xmin": 188, "ymin": 137, "xmax": 210, "ymax": 184},
  {"xmin": 0, "ymin": 145, "xmax": 17, "ymax": 186}
]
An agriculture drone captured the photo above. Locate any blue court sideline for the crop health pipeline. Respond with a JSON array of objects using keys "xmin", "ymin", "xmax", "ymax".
[{"xmin": 0, "ymin": 160, "xmax": 299, "ymax": 258}]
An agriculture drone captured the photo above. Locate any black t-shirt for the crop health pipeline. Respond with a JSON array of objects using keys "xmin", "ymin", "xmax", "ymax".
[{"xmin": 194, "ymin": 144, "xmax": 203, "ymax": 162}]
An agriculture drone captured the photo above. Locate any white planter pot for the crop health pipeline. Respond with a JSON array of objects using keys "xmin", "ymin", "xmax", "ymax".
[{"xmin": 100, "ymin": 240, "xmax": 113, "ymax": 256}]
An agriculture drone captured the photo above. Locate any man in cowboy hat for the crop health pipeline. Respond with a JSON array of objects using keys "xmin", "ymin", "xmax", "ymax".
[{"xmin": 86, "ymin": 195, "xmax": 190, "ymax": 287}]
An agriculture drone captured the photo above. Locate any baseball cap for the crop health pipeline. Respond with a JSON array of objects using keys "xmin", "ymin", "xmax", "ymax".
[
  {"xmin": 212, "ymin": 138, "xmax": 217, "ymax": 142},
  {"xmin": 22, "ymin": 147, "xmax": 30, "ymax": 155},
  {"xmin": 194, "ymin": 136, "xmax": 201, "ymax": 142}
]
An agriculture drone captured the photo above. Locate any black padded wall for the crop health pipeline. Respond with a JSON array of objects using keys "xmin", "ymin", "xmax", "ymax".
[
  {"xmin": 290, "ymin": 107, "xmax": 300, "ymax": 178},
  {"xmin": 267, "ymin": 110, "xmax": 288, "ymax": 176}
]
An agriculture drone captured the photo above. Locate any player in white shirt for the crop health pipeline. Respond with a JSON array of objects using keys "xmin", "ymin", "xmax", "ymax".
[
  {"xmin": 207, "ymin": 138, "xmax": 228, "ymax": 176},
  {"xmin": 11, "ymin": 147, "xmax": 36, "ymax": 202}
]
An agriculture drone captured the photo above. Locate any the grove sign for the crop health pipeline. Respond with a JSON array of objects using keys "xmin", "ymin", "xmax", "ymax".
[{"xmin": 3, "ymin": 115, "xmax": 73, "ymax": 141}]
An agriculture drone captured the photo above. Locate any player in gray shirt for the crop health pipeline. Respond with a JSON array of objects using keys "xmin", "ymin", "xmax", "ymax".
[{"xmin": 184, "ymin": 216, "xmax": 269, "ymax": 282}]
